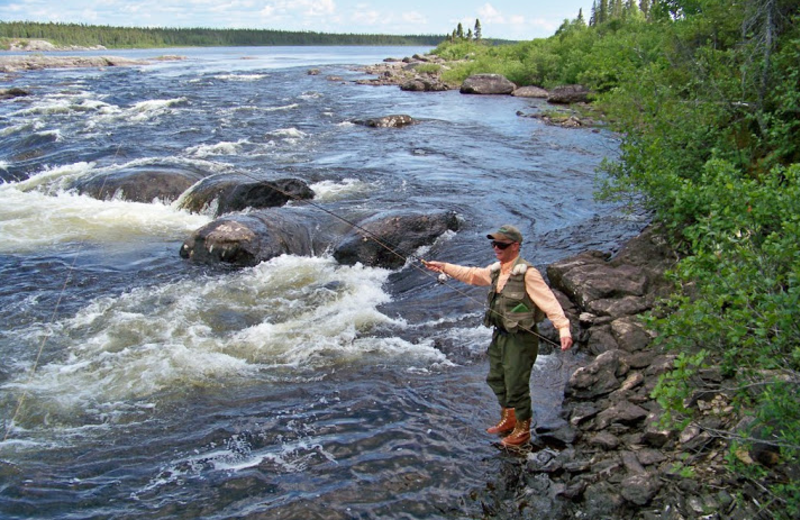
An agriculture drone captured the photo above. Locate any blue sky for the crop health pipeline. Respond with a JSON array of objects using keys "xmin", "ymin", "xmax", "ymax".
[{"xmin": 0, "ymin": 1, "xmax": 592, "ymax": 40}]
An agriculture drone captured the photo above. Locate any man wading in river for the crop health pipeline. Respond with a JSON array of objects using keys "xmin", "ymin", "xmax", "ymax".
[{"xmin": 424, "ymin": 225, "xmax": 573, "ymax": 448}]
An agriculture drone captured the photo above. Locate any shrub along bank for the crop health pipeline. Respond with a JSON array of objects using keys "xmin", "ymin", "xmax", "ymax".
[{"xmin": 431, "ymin": 1, "xmax": 800, "ymax": 517}]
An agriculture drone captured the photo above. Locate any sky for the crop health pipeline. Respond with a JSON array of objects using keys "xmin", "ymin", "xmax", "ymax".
[{"xmin": 0, "ymin": 0, "xmax": 593, "ymax": 41}]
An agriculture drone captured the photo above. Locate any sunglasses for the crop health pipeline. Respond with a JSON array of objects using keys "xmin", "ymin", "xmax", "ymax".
[{"xmin": 491, "ymin": 241, "xmax": 514, "ymax": 250}]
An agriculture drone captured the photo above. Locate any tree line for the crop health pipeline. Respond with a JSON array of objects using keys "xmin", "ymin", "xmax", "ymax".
[
  {"xmin": 434, "ymin": 0, "xmax": 799, "ymax": 517},
  {"xmin": 0, "ymin": 21, "xmax": 444, "ymax": 48}
]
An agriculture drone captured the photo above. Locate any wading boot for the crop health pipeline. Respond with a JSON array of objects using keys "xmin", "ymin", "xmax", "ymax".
[
  {"xmin": 486, "ymin": 407, "xmax": 516, "ymax": 435},
  {"xmin": 500, "ymin": 418, "xmax": 531, "ymax": 447}
]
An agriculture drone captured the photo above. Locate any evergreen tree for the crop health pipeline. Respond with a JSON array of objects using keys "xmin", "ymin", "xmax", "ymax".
[
  {"xmin": 474, "ymin": 19, "xmax": 482, "ymax": 40},
  {"xmin": 600, "ymin": 0, "xmax": 610, "ymax": 23},
  {"xmin": 639, "ymin": 0, "xmax": 652, "ymax": 19},
  {"xmin": 456, "ymin": 22, "xmax": 464, "ymax": 39}
]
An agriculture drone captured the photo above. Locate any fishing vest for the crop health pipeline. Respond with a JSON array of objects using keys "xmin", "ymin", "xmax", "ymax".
[{"xmin": 483, "ymin": 257, "xmax": 542, "ymax": 334}]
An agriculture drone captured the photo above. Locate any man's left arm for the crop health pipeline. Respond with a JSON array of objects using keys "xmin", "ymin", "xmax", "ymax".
[{"xmin": 525, "ymin": 268, "xmax": 573, "ymax": 351}]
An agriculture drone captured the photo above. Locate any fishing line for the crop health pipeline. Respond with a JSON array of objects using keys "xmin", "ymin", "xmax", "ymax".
[
  {"xmin": 3, "ymin": 146, "xmax": 122, "ymax": 442},
  {"xmin": 231, "ymin": 170, "xmax": 563, "ymax": 349}
]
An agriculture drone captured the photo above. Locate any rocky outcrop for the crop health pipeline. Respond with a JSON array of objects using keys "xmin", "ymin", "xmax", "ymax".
[
  {"xmin": 333, "ymin": 210, "xmax": 459, "ymax": 269},
  {"xmin": 352, "ymin": 114, "xmax": 418, "ymax": 128},
  {"xmin": 5, "ymin": 38, "xmax": 107, "ymax": 52},
  {"xmin": 460, "ymin": 74, "xmax": 517, "ymax": 95},
  {"xmin": 0, "ymin": 54, "xmax": 184, "ymax": 73},
  {"xmin": 0, "ymin": 55, "xmax": 148, "ymax": 73},
  {"xmin": 355, "ymin": 54, "xmax": 458, "ymax": 90},
  {"xmin": 71, "ymin": 164, "xmax": 207, "ymax": 203},
  {"xmin": 177, "ymin": 174, "xmax": 314, "ymax": 216}
]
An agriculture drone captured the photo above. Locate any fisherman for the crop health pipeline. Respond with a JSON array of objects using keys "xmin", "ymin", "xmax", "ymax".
[{"xmin": 424, "ymin": 224, "xmax": 573, "ymax": 447}]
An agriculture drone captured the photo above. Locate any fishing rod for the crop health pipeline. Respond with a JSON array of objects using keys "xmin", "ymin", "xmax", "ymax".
[{"xmin": 229, "ymin": 170, "xmax": 564, "ymax": 349}]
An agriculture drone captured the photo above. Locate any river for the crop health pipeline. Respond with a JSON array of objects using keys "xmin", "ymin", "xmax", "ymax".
[{"xmin": 0, "ymin": 46, "xmax": 646, "ymax": 519}]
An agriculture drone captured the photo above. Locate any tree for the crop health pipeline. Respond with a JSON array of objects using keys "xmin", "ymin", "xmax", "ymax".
[
  {"xmin": 474, "ymin": 19, "xmax": 482, "ymax": 40},
  {"xmin": 456, "ymin": 22, "xmax": 464, "ymax": 39}
]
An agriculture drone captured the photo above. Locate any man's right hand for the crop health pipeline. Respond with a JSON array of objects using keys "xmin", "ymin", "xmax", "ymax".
[{"xmin": 422, "ymin": 260, "xmax": 445, "ymax": 273}]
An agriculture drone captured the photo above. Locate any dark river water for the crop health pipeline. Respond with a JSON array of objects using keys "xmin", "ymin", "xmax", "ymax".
[{"xmin": 0, "ymin": 46, "xmax": 647, "ymax": 519}]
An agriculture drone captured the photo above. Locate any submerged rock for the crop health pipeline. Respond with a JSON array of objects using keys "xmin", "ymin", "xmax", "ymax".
[{"xmin": 352, "ymin": 114, "xmax": 417, "ymax": 128}]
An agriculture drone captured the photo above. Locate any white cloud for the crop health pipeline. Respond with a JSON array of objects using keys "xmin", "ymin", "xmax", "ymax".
[
  {"xmin": 352, "ymin": 9, "xmax": 382, "ymax": 26},
  {"xmin": 478, "ymin": 3, "xmax": 505, "ymax": 24},
  {"xmin": 401, "ymin": 11, "xmax": 426, "ymax": 25}
]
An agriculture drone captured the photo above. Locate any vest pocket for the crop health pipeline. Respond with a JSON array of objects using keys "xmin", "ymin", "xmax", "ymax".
[{"xmin": 503, "ymin": 309, "xmax": 535, "ymax": 333}]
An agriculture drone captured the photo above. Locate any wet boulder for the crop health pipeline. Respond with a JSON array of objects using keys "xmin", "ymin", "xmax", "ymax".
[
  {"xmin": 180, "ymin": 209, "xmax": 330, "ymax": 267},
  {"xmin": 352, "ymin": 114, "xmax": 417, "ymax": 128},
  {"xmin": 459, "ymin": 74, "xmax": 516, "ymax": 95},
  {"xmin": 178, "ymin": 174, "xmax": 314, "ymax": 216},
  {"xmin": 333, "ymin": 210, "xmax": 459, "ymax": 269},
  {"xmin": 71, "ymin": 164, "xmax": 207, "ymax": 203}
]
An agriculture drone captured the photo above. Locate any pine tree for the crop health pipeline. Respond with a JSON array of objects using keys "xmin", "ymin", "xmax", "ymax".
[
  {"xmin": 639, "ymin": 0, "xmax": 651, "ymax": 20},
  {"xmin": 456, "ymin": 22, "xmax": 464, "ymax": 39},
  {"xmin": 474, "ymin": 19, "xmax": 482, "ymax": 40}
]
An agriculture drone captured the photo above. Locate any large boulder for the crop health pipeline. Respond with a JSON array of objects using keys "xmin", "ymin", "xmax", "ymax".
[
  {"xmin": 547, "ymin": 84, "xmax": 592, "ymax": 104},
  {"xmin": 179, "ymin": 209, "xmax": 328, "ymax": 267},
  {"xmin": 177, "ymin": 174, "xmax": 314, "ymax": 216},
  {"xmin": 71, "ymin": 164, "xmax": 207, "ymax": 203},
  {"xmin": 460, "ymin": 74, "xmax": 516, "ymax": 95},
  {"xmin": 333, "ymin": 210, "xmax": 459, "ymax": 269}
]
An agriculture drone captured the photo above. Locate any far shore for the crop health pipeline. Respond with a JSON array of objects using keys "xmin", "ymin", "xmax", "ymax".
[{"xmin": 0, "ymin": 54, "xmax": 186, "ymax": 73}]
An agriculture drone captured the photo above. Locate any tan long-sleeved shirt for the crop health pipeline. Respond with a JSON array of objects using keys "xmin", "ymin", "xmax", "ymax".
[{"xmin": 439, "ymin": 257, "xmax": 572, "ymax": 338}]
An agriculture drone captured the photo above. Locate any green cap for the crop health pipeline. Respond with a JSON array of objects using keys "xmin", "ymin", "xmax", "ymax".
[{"xmin": 487, "ymin": 224, "xmax": 523, "ymax": 244}]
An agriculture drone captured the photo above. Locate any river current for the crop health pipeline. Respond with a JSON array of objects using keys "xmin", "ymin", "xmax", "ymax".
[{"xmin": 0, "ymin": 46, "xmax": 646, "ymax": 519}]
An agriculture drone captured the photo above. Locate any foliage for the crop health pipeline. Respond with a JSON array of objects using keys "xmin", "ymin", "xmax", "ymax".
[{"xmin": 0, "ymin": 21, "xmax": 444, "ymax": 48}]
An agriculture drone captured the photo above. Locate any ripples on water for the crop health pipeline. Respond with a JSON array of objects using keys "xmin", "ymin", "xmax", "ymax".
[{"xmin": 0, "ymin": 46, "xmax": 646, "ymax": 519}]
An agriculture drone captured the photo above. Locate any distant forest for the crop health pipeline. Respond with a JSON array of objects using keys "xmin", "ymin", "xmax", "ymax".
[{"xmin": 0, "ymin": 21, "xmax": 446, "ymax": 48}]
